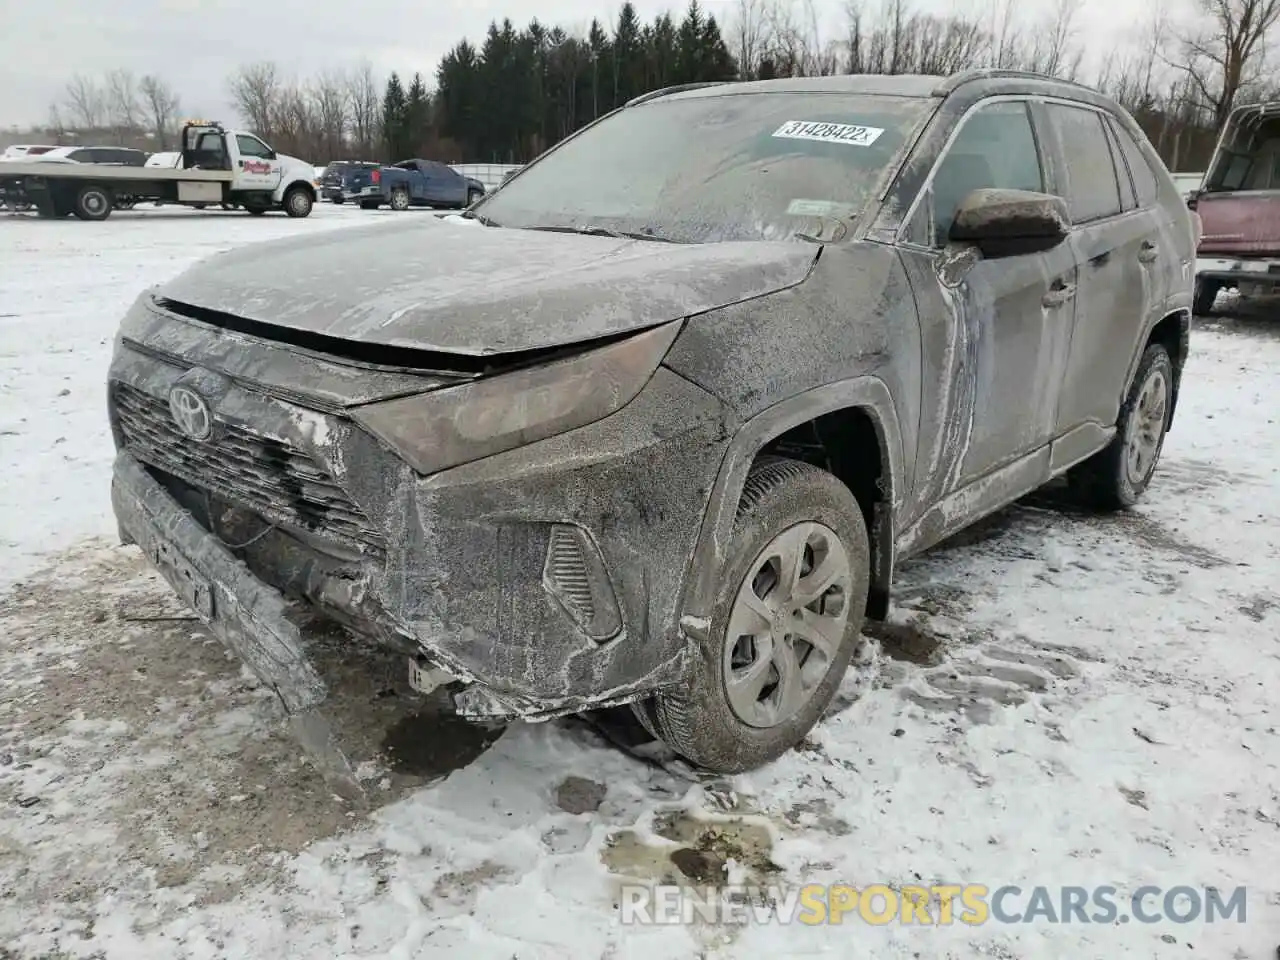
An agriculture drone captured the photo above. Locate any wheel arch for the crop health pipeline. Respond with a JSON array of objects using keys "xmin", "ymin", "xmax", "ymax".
[
  {"xmin": 277, "ymin": 178, "xmax": 315, "ymax": 202},
  {"xmin": 679, "ymin": 377, "xmax": 905, "ymax": 632},
  {"xmin": 1123, "ymin": 308, "xmax": 1190, "ymax": 432}
]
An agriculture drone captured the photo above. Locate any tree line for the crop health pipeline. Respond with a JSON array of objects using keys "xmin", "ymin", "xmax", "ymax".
[{"xmin": 28, "ymin": 0, "xmax": 1280, "ymax": 173}]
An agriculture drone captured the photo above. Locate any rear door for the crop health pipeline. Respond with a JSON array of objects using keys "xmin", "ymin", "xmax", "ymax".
[
  {"xmin": 1041, "ymin": 102, "xmax": 1158, "ymax": 441},
  {"xmin": 896, "ymin": 98, "xmax": 1078, "ymax": 510}
]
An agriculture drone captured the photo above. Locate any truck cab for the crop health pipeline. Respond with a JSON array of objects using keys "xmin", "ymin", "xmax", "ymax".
[
  {"xmin": 1189, "ymin": 101, "xmax": 1280, "ymax": 313},
  {"xmin": 179, "ymin": 122, "xmax": 316, "ymax": 215}
]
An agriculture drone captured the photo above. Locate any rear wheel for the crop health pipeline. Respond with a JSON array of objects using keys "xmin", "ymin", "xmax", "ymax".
[
  {"xmin": 73, "ymin": 185, "xmax": 112, "ymax": 221},
  {"xmin": 1192, "ymin": 277, "xmax": 1221, "ymax": 315},
  {"xmin": 638, "ymin": 457, "xmax": 870, "ymax": 773},
  {"xmin": 1068, "ymin": 343, "xmax": 1173, "ymax": 511},
  {"xmin": 390, "ymin": 188, "xmax": 410, "ymax": 211},
  {"xmin": 284, "ymin": 185, "xmax": 313, "ymax": 218}
]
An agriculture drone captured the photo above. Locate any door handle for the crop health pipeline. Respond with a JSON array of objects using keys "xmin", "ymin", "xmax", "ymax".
[
  {"xmin": 237, "ymin": 159, "xmax": 244, "ymax": 167},
  {"xmin": 1042, "ymin": 279, "xmax": 1077, "ymax": 308},
  {"xmin": 1138, "ymin": 240, "xmax": 1159, "ymax": 263},
  {"xmin": 1088, "ymin": 249, "xmax": 1111, "ymax": 267}
]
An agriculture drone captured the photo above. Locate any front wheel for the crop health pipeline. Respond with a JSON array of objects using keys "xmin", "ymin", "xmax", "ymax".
[
  {"xmin": 1068, "ymin": 343, "xmax": 1173, "ymax": 511},
  {"xmin": 73, "ymin": 185, "xmax": 112, "ymax": 221},
  {"xmin": 637, "ymin": 457, "xmax": 870, "ymax": 773},
  {"xmin": 467, "ymin": 188, "xmax": 483, "ymax": 206},
  {"xmin": 284, "ymin": 186, "xmax": 313, "ymax": 218}
]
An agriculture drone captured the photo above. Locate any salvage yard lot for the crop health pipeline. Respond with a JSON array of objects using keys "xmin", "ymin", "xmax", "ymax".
[{"xmin": 1, "ymin": 206, "xmax": 1278, "ymax": 959}]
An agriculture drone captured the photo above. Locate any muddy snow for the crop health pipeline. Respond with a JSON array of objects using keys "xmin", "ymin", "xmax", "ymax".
[{"xmin": 1, "ymin": 206, "xmax": 1278, "ymax": 959}]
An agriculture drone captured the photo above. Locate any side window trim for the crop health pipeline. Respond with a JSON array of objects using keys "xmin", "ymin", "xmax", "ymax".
[
  {"xmin": 1104, "ymin": 120, "xmax": 1138, "ymax": 212},
  {"xmin": 1103, "ymin": 115, "xmax": 1142, "ymax": 211},
  {"xmin": 895, "ymin": 95, "xmax": 1045, "ymax": 249}
]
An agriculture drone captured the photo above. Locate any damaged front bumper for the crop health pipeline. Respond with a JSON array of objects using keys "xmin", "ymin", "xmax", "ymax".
[{"xmin": 111, "ymin": 451, "xmax": 368, "ymax": 803}]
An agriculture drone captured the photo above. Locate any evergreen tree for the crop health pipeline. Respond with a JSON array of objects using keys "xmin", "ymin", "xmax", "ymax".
[
  {"xmin": 405, "ymin": 72, "xmax": 430, "ymax": 155},
  {"xmin": 381, "ymin": 71, "xmax": 409, "ymax": 158}
]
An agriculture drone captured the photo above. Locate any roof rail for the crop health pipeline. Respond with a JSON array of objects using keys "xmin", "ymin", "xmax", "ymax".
[
  {"xmin": 625, "ymin": 82, "xmax": 733, "ymax": 107},
  {"xmin": 931, "ymin": 68, "xmax": 1095, "ymax": 97}
]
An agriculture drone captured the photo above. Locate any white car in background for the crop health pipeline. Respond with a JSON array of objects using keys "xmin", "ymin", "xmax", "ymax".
[{"xmin": 1, "ymin": 144, "xmax": 56, "ymax": 160}]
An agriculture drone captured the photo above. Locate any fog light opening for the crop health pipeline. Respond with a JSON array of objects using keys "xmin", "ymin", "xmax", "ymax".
[{"xmin": 542, "ymin": 523, "xmax": 623, "ymax": 642}]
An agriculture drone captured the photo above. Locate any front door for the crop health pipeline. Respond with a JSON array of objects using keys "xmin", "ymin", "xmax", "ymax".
[
  {"xmin": 898, "ymin": 99, "xmax": 1078, "ymax": 523},
  {"xmin": 232, "ymin": 134, "xmax": 281, "ymax": 192}
]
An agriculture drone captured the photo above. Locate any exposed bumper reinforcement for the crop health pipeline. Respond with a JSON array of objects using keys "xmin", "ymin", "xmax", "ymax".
[{"xmin": 110, "ymin": 452, "xmax": 366, "ymax": 805}]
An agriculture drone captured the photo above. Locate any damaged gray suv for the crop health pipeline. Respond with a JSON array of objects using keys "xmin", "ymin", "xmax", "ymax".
[{"xmin": 108, "ymin": 70, "xmax": 1195, "ymax": 796}]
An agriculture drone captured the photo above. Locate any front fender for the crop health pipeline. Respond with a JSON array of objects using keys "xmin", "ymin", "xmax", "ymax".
[{"xmin": 677, "ymin": 375, "xmax": 906, "ymax": 630}]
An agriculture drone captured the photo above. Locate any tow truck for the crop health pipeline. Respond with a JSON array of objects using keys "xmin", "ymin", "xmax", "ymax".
[{"xmin": 0, "ymin": 121, "xmax": 317, "ymax": 221}]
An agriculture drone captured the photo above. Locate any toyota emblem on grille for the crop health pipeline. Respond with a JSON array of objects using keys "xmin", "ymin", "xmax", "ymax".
[{"xmin": 168, "ymin": 385, "xmax": 213, "ymax": 440}]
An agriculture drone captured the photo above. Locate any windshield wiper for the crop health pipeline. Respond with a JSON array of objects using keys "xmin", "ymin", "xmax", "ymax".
[
  {"xmin": 461, "ymin": 210, "xmax": 501, "ymax": 227},
  {"xmin": 523, "ymin": 224, "xmax": 682, "ymax": 243}
]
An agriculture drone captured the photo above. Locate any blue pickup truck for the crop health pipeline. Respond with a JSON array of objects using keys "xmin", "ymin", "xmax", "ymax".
[{"xmin": 344, "ymin": 159, "xmax": 486, "ymax": 211}]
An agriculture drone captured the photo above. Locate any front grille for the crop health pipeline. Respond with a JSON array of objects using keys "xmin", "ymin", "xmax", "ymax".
[{"xmin": 112, "ymin": 381, "xmax": 385, "ymax": 556}]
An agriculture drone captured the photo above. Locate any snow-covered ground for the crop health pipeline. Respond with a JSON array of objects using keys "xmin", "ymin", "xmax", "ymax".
[{"xmin": 1, "ymin": 206, "xmax": 1278, "ymax": 959}]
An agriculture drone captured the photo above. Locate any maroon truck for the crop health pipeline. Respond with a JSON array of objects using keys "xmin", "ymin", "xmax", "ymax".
[{"xmin": 1191, "ymin": 101, "xmax": 1280, "ymax": 313}]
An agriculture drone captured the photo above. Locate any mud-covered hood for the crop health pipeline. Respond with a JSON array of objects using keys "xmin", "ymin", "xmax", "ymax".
[{"xmin": 156, "ymin": 218, "xmax": 819, "ymax": 356}]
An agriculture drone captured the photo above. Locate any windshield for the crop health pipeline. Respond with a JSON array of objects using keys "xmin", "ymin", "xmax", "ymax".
[{"xmin": 475, "ymin": 91, "xmax": 933, "ymax": 243}]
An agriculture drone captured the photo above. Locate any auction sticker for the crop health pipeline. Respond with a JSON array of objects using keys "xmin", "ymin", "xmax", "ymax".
[{"xmin": 772, "ymin": 120, "xmax": 884, "ymax": 146}]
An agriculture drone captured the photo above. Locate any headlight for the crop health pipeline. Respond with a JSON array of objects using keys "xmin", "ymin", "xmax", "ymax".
[{"xmin": 349, "ymin": 320, "xmax": 682, "ymax": 475}]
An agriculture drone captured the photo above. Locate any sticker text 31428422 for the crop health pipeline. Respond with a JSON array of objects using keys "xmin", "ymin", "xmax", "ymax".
[{"xmin": 772, "ymin": 121, "xmax": 884, "ymax": 147}]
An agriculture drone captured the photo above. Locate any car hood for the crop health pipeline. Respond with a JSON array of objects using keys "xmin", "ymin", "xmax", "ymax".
[{"xmin": 156, "ymin": 218, "xmax": 820, "ymax": 356}]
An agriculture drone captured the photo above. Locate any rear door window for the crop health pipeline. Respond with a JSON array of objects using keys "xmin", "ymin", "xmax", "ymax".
[
  {"xmin": 1047, "ymin": 104, "xmax": 1123, "ymax": 223},
  {"xmin": 1109, "ymin": 120, "xmax": 1160, "ymax": 207},
  {"xmin": 928, "ymin": 100, "xmax": 1044, "ymax": 246}
]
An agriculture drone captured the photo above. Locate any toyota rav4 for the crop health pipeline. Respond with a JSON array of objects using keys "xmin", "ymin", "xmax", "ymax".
[{"xmin": 107, "ymin": 70, "xmax": 1195, "ymax": 798}]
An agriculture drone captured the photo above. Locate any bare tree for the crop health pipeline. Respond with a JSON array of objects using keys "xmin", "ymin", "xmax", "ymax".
[
  {"xmin": 63, "ymin": 74, "xmax": 105, "ymax": 129},
  {"xmin": 1027, "ymin": 0, "xmax": 1085, "ymax": 80},
  {"xmin": 728, "ymin": 0, "xmax": 773, "ymax": 79},
  {"xmin": 346, "ymin": 61, "xmax": 381, "ymax": 157},
  {"xmin": 1179, "ymin": 0, "xmax": 1280, "ymax": 128},
  {"xmin": 228, "ymin": 61, "xmax": 280, "ymax": 138},
  {"xmin": 105, "ymin": 69, "xmax": 142, "ymax": 135},
  {"xmin": 310, "ymin": 70, "xmax": 349, "ymax": 160},
  {"xmin": 139, "ymin": 75, "xmax": 180, "ymax": 149}
]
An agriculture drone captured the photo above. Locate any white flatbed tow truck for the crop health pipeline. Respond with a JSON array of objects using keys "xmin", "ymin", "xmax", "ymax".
[{"xmin": 0, "ymin": 121, "xmax": 317, "ymax": 221}]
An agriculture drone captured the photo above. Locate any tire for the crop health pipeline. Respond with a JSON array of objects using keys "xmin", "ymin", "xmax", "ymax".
[
  {"xmin": 332, "ymin": 196, "xmax": 345, "ymax": 205},
  {"xmin": 244, "ymin": 205, "xmax": 267, "ymax": 216},
  {"xmin": 284, "ymin": 185, "xmax": 313, "ymax": 218},
  {"xmin": 1192, "ymin": 277, "xmax": 1220, "ymax": 315},
  {"xmin": 640, "ymin": 457, "xmax": 870, "ymax": 773},
  {"xmin": 467, "ymin": 188, "xmax": 483, "ymax": 206},
  {"xmin": 72, "ymin": 185, "xmax": 112, "ymax": 221},
  {"xmin": 389, "ymin": 188, "xmax": 410, "ymax": 211},
  {"xmin": 192, "ymin": 203, "xmax": 208, "ymax": 210},
  {"xmin": 1068, "ymin": 343, "xmax": 1174, "ymax": 511},
  {"xmin": 359, "ymin": 200, "xmax": 380, "ymax": 210}
]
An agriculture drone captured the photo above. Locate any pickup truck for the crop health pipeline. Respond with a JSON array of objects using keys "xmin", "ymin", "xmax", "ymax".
[
  {"xmin": 317, "ymin": 160, "xmax": 381, "ymax": 203},
  {"xmin": 1189, "ymin": 101, "xmax": 1280, "ymax": 313},
  {"xmin": 0, "ymin": 121, "xmax": 316, "ymax": 220},
  {"xmin": 344, "ymin": 159, "xmax": 485, "ymax": 211}
]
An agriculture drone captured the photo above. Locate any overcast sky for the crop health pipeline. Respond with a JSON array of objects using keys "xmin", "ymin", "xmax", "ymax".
[{"xmin": 2, "ymin": 0, "xmax": 1166, "ymax": 131}]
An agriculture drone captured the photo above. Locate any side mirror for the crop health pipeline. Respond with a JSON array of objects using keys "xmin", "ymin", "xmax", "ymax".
[{"xmin": 948, "ymin": 188, "xmax": 1070, "ymax": 258}]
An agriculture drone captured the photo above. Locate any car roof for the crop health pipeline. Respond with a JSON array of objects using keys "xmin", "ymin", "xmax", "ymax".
[{"xmin": 637, "ymin": 69, "xmax": 1114, "ymax": 110}]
